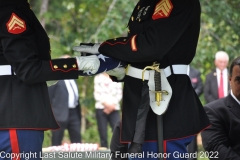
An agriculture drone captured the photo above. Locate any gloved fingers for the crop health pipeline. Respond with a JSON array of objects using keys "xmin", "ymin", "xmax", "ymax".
[
  {"xmin": 73, "ymin": 43, "xmax": 100, "ymax": 54},
  {"xmin": 106, "ymin": 67, "xmax": 126, "ymax": 80},
  {"xmin": 72, "ymin": 45, "xmax": 95, "ymax": 53},
  {"xmin": 75, "ymin": 55, "xmax": 100, "ymax": 74}
]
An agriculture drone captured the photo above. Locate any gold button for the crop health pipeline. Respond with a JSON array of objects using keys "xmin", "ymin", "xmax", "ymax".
[
  {"xmin": 123, "ymin": 39, "xmax": 126, "ymax": 41},
  {"xmin": 131, "ymin": 16, "xmax": 134, "ymax": 21},
  {"xmin": 128, "ymin": 29, "xmax": 130, "ymax": 33},
  {"xmin": 139, "ymin": 19, "xmax": 141, "ymax": 22},
  {"xmin": 138, "ymin": 6, "xmax": 140, "ymax": 10},
  {"xmin": 114, "ymin": 38, "xmax": 117, "ymax": 41},
  {"xmin": 72, "ymin": 64, "xmax": 76, "ymax": 68},
  {"xmin": 54, "ymin": 65, "xmax": 58, "ymax": 69},
  {"xmin": 63, "ymin": 64, "xmax": 67, "ymax": 68}
]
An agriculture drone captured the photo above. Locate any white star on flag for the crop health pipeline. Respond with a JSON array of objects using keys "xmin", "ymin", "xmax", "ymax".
[{"xmin": 97, "ymin": 54, "xmax": 109, "ymax": 62}]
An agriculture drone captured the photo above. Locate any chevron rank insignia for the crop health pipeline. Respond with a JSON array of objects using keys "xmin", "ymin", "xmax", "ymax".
[
  {"xmin": 6, "ymin": 13, "xmax": 26, "ymax": 34},
  {"xmin": 152, "ymin": 0, "xmax": 173, "ymax": 20}
]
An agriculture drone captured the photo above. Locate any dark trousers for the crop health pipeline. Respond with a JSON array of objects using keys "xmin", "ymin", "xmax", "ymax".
[
  {"xmin": 110, "ymin": 121, "xmax": 128, "ymax": 160},
  {"xmin": 51, "ymin": 108, "xmax": 81, "ymax": 146},
  {"xmin": 96, "ymin": 109, "xmax": 120, "ymax": 148},
  {"xmin": 0, "ymin": 130, "xmax": 44, "ymax": 160},
  {"xmin": 110, "ymin": 121, "xmax": 194, "ymax": 160},
  {"xmin": 187, "ymin": 135, "xmax": 198, "ymax": 160}
]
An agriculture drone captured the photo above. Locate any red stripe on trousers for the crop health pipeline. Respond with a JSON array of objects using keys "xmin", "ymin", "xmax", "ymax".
[
  {"xmin": 9, "ymin": 129, "xmax": 20, "ymax": 160},
  {"xmin": 164, "ymin": 140, "xmax": 167, "ymax": 160}
]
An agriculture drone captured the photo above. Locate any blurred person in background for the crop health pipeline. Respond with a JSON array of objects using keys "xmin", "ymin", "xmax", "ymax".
[
  {"xmin": 94, "ymin": 72, "xmax": 122, "ymax": 148},
  {"xmin": 189, "ymin": 66, "xmax": 203, "ymax": 97},
  {"xmin": 201, "ymin": 56, "xmax": 240, "ymax": 159},
  {"xmin": 204, "ymin": 51, "xmax": 230, "ymax": 103},
  {"xmin": 48, "ymin": 55, "xmax": 81, "ymax": 146}
]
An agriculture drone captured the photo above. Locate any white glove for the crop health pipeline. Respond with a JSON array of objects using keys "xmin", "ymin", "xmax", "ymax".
[
  {"xmin": 73, "ymin": 43, "xmax": 101, "ymax": 54},
  {"xmin": 75, "ymin": 55, "xmax": 100, "ymax": 74},
  {"xmin": 106, "ymin": 67, "xmax": 126, "ymax": 80}
]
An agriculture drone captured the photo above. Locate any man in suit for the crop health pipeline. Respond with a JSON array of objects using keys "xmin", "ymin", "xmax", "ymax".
[
  {"xmin": 188, "ymin": 66, "xmax": 204, "ymax": 160},
  {"xmin": 204, "ymin": 51, "xmax": 230, "ymax": 103},
  {"xmin": 201, "ymin": 56, "xmax": 240, "ymax": 159},
  {"xmin": 48, "ymin": 55, "xmax": 81, "ymax": 146}
]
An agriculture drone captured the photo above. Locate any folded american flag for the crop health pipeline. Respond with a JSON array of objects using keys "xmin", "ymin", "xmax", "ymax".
[{"xmin": 78, "ymin": 54, "xmax": 127, "ymax": 76}]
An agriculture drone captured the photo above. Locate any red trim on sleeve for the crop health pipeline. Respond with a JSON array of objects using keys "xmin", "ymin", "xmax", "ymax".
[
  {"xmin": 9, "ymin": 129, "xmax": 20, "ymax": 160},
  {"xmin": 100, "ymin": 36, "xmax": 138, "ymax": 52},
  {"xmin": 101, "ymin": 38, "xmax": 131, "ymax": 46},
  {"xmin": 49, "ymin": 61, "xmax": 78, "ymax": 72},
  {"xmin": 131, "ymin": 35, "xmax": 137, "ymax": 51}
]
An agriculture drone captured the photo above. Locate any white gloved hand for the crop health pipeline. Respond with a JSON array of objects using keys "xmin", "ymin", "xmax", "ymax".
[
  {"xmin": 106, "ymin": 67, "xmax": 126, "ymax": 80},
  {"xmin": 73, "ymin": 43, "xmax": 101, "ymax": 54},
  {"xmin": 75, "ymin": 55, "xmax": 100, "ymax": 74}
]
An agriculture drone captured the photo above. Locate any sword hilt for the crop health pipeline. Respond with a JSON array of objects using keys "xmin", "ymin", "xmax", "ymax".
[
  {"xmin": 142, "ymin": 62, "xmax": 168, "ymax": 106},
  {"xmin": 151, "ymin": 90, "xmax": 169, "ymax": 106},
  {"xmin": 142, "ymin": 62, "xmax": 160, "ymax": 81}
]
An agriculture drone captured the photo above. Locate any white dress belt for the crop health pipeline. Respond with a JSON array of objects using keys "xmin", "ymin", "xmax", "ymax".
[
  {"xmin": 0, "ymin": 65, "xmax": 15, "ymax": 75},
  {"xmin": 126, "ymin": 64, "xmax": 189, "ymax": 80}
]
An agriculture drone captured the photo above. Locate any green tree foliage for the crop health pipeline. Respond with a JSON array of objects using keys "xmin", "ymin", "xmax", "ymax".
[
  {"xmin": 196, "ymin": 0, "xmax": 240, "ymax": 76},
  {"xmin": 29, "ymin": 0, "xmax": 240, "ymax": 147},
  {"xmin": 195, "ymin": 0, "xmax": 240, "ymax": 105}
]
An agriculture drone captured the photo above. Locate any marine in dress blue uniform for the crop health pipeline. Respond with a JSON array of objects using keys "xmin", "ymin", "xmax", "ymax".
[
  {"xmin": 97, "ymin": 0, "xmax": 210, "ymax": 159},
  {"xmin": 0, "ymin": 1, "xmax": 80, "ymax": 159},
  {"xmin": 0, "ymin": 0, "xmax": 122, "ymax": 159}
]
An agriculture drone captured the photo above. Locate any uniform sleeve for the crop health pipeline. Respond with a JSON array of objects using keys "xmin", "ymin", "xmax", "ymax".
[
  {"xmin": 201, "ymin": 106, "xmax": 240, "ymax": 160},
  {"xmin": 0, "ymin": 8, "xmax": 79, "ymax": 84},
  {"xmin": 99, "ymin": 0, "xmax": 200, "ymax": 62}
]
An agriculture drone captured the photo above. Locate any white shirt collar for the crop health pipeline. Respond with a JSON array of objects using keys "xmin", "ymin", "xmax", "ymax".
[
  {"xmin": 230, "ymin": 90, "xmax": 240, "ymax": 105},
  {"xmin": 64, "ymin": 80, "xmax": 78, "ymax": 108},
  {"xmin": 216, "ymin": 68, "xmax": 228, "ymax": 74}
]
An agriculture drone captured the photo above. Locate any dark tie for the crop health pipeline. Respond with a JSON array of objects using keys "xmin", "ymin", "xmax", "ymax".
[{"xmin": 218, "ymin": 72, "xmax": 224, "ymax": 98}]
